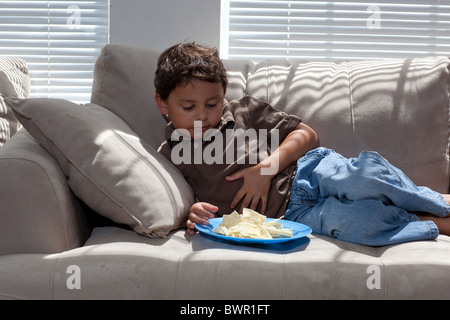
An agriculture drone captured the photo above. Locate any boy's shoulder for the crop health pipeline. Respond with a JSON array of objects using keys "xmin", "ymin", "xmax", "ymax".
[
  {"xmin": 227, "ymin": 95, "xmax": 300, "ymax": 126},
  {"xmin": 226, "ymin": 95, "xmax": 273, "ymax": 121},
  {"xmin": 227, "ymin": 95, "xmax": 267, "ymax": 109}
]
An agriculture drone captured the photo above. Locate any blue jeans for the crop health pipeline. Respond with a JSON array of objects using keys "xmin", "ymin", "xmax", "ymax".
[{"xmin": 285, "ymin": 148, "xmax": 450, "ymax": 246}]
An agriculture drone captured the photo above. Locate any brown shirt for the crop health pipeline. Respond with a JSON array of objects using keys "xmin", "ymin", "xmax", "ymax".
[{"xmin": 158, "ymin": 96, "xmax": 301, "ymax": 218}]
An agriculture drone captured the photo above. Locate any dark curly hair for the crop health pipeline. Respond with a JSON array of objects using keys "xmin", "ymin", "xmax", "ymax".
[{"xmin": 154, "ymin": 42, "xmax": 228, "ymax": 100}]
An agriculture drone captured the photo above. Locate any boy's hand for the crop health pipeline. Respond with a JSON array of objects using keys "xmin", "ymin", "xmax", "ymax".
[
  {"xmin": 186, "ymin": 202, "xmax": 218, "ymax": 235},
  {"xmin": 225, "ymin": 163, "xmax": 273, "ymax": 214}
]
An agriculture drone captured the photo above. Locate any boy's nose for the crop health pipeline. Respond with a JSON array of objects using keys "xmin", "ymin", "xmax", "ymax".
[{"xmin": 196, "ymin": 108, "xmax": 208, "ymax": 121}]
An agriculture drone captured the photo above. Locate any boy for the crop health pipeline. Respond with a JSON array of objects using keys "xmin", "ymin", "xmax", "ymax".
[{"xmin": 155, "ymin": 42, "xmax": 450, "ymax": 246}]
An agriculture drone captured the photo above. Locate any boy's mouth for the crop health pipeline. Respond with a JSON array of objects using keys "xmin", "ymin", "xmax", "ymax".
[{"xmin": 193, "ymin": 121, "xmax": 210, "ymax": 134}]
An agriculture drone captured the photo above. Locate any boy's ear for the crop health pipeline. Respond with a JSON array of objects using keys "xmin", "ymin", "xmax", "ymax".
[{"xmin": 155, "ymin": 94, "xmax": 169, "ymax": 116}]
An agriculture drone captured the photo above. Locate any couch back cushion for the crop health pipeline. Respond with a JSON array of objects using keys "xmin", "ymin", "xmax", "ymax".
[
  {"xmin": 0, "ymin": 57, "xmax": 30, "ymax": 146},
  {"xmin": 224, "ymin": 57, "xmax": 450, "ymax": 193},
  {"xmin": 91, "ymin": 44, "xmax": 167, "ymax": 149}
]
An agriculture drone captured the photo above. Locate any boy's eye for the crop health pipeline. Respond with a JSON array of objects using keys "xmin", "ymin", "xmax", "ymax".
[
  {"xmin": 207, "ymin": 103, "xmax": 217, "ymax": 108},
  {"xmin": 182, "ymin": 105, "xmax": 194, "ymax": 111}
]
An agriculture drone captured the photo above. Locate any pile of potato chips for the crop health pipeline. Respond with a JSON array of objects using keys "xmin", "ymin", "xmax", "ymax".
[{"xmin": 213, "ymin": 208, "xmax": 293, "ymax": 239}]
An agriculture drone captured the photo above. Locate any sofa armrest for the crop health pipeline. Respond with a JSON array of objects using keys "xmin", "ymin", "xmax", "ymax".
[{"xmin": 0, "ymin": 129, "xmax": 91, "ymax": 255}]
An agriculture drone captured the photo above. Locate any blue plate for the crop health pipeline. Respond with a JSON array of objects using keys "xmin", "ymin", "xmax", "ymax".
[{"xmin": 196, "ymin": 217, "xmax": 312, "ymax": 244}]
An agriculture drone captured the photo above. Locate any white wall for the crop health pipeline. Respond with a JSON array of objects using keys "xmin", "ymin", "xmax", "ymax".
[{"xmin": 110, "ymin": 0, "xmax": 221, "ymax": 53}]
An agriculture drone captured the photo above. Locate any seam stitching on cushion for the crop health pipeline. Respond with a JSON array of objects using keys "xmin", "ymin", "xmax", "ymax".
[
  {"xmin": 266, "ymin": 60, "xmax": 270, "ymax": 103},
  {"xmin": 245, "ymin": 62, "xmax": 252, "ymax": 97},
  {"xmin": 346, "ymin": 62, "xmax": 357, "ymax": 155},
  {"xmin": 445, "ymin": 57, "xmax": 450, "ymax": 193},
  {"xmin": 93, "ymin": 45, "xmax": 109, "ymax": 105},
  {"xmin": 112, "ymin": 131, "xmax": 181, "ymax": 235},
  {"xmin": 174, "ymin": 237, "xmax": 191, "ymax": 299},
  {"xmin": 49, "ymin": 254, "xmax": 60, "ymax": 299},
  {"xmin": 378, "ymin": 248, "xmax": 389, "ymax": 299},
  {"xmin": 281, "ymin": 252, "xmax": 287, "ymax": 299}
]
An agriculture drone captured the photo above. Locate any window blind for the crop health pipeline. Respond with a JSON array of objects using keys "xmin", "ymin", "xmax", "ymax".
[
  {"xmin": 221, "ymin": 0, "xmax": 450, "ymax": 61},
  {"xmin": 0, "ymin": 0, "xmax": 110, "ymax": 103}
]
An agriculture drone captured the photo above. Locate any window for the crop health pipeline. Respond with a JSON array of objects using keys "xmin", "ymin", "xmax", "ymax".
[
  {"xmin": 0, "ymin": 0, "xmax": 110, "ymax": 103},
  {"xmin": 221, "ymin": 0, "xmax": 450, "ymax": 61}
]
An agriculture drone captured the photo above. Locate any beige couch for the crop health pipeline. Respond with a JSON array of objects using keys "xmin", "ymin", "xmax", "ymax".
[{"xmin": 1, "ymin": 44, "xmax": 450, "ymax": 300}]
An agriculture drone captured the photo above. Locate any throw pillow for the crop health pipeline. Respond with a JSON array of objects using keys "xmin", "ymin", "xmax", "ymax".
[{"xmin": 6, "ymin": 97, "xmax": 194, "ymax": 238}]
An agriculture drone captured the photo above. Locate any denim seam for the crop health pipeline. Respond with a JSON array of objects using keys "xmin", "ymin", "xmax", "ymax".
[
  {"xmin": 424, "ymin": 220, "xmax": 439, "ymax": 239},
  {"xmin": 289, "ymin": 186, "xmax": 318, "ymax": 206}
]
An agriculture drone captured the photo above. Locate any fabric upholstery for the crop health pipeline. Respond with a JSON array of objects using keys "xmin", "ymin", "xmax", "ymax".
[
  {"xmin": 0, "ymin": 130, "xmax": 90, "ymax": 255},
  {"xmin": 6, "ymin": 97, "xmax": 194, "ymax": 238},
  {"xmin": 0, "ymin": 57, "xmax": 30, "ymax": 146}
]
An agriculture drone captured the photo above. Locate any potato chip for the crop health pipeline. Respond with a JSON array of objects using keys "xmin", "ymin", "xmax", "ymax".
[
  {"xmin": 222, "ymin": 210, "xmax": 241, "ymax": 228},
  {"xmin": 213, "ymin": 208, "xmax": 293, "ymax": 239}
]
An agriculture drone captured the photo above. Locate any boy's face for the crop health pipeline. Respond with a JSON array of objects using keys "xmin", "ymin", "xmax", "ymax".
[{"xmin": 156, "ymin": 79, "xmax": 226, "ymax": 138}]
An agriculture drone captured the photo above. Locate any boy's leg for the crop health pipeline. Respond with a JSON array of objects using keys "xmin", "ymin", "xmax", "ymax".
[
  {"xmin": 442, "ymin": 194, "xmax": 450, "ymax": 205},
  {"xmin": 286, "ymin": 147, "xmax": 449, "ymax": 245},
  {"xmin": 417, "ymin": 212, "xmax": 450, "ymax": 236},
  {"xmin": 314, "ymin": 150, "xmax": 450, "ymax": 218},
  {"xmin": 290, "ymin": 196, "xmax": 439, "ymax": 246}
]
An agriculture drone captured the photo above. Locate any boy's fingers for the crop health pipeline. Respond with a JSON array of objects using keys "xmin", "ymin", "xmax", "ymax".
[
  {"xmin": 186, "ymin": 219, "xmax": 197, "ymax": 235},
  {"xmin": 189, "ymin": 212, "xmax": 209, "ymax": 225},
  {"xmin": 230, "ymin": 187, "xmax": 246, "ymax": 209},
  {"xmin": 260, "ymin": 196, "xmax": 268, "ymax": 215},
  {"xmin": 240, "ymin": 193, "xmax": 254, "ymax": 212},
  {"xmin": 201, "ymin": 203, "xmax": 219, "ymax": 214},
  {"xmin": 186, "ymin": 219, "xmax": 196, "ymax": 229},
  {"xmin": 189, "ymin": 205, "xmax": 218, "ymax": 225},
  {"xmin": 225, "ymin": 168, "xmax": 246, "ymax": 182}
]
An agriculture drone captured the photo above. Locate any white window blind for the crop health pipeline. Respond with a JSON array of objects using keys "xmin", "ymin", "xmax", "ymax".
[
  {"xmin": 221, "ymin": 0, "xmax": 450, "ymax": 61},
  {"xmin": 0, "ymin": 0, "xmax": 110, "ymax": 103}
]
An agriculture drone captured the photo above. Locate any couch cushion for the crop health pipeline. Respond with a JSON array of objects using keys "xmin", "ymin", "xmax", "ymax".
[
  {"xmin": 28, "ymin": 226, "xmax": 450, "ymax": 299},
  {"xmin": 2, "ymin": 226, "xmax": 450, "ymax": 299},
  {"xmin": 0, "ymin": 57, "xmax": 30, "ymax": 146},
  {"xmin": 91, "ymin": 44, "xmax": 167, "ymax": 149},
  {"xmin": 6, "ymin": 97, "xmax": 194, "ymax": 238},
  {"xmin": 224, "ymin": 57, "xmax": 450, "ymax": 193}
]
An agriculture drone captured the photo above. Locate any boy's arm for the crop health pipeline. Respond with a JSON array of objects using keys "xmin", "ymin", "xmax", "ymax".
[
  {"xmin": 226, "ymin": 122, "xmax": 319, "ymax": 214},
  {"xmin": 263, "ymin": 122, "xmax": 319, "ymax": 177}
]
